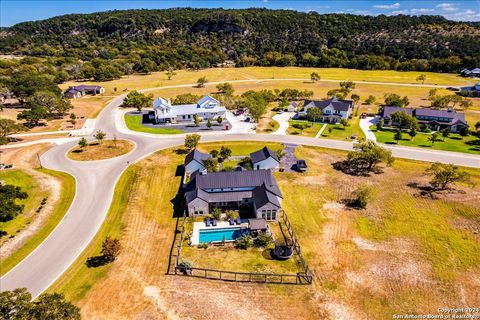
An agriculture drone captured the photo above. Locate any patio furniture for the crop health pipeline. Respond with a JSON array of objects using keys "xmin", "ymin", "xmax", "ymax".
[
  {"xmin": 229, "ymin": 218, "xmax": 234, "ymax": 225},
  {"xmin": 212, "ymin": 219, "xmax": 217, "ymax": 226},
  {"xmin": 205, "ymin": 218, "xmax": 211, "ymax": 227}
]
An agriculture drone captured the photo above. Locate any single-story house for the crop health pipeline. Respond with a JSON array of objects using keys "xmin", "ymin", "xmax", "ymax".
[
  {"xmin": 153, "ymin": 95, "xmax": 226, "ymax": 124},
  {"xmin": 184, "ymin": 149, "xmax": 211, "ymax": 174},
  {"xmin": 184, "ymin": 169, "xmax": 283, "ymax": 221},
  {"xmin": 287, "ymin": 101, "xmax": 298, "ymax": 112},
  {"xmin": 461, "ymin": 68, "xmax": 480, "ymax": 78},
  {"xmin": 297, "ymin": 97, "xmax": 353, "ymax": 122},
  {"xmin": 250, "ymin": 147, "xmax": 280, "ymax": 171},
  {"xmin": 380, "ymin": 106, "xmax": 468, "ymax": 133},
  {"xmin": 64, "ymin": 85, "xmax": 105, "ymax": 99}
]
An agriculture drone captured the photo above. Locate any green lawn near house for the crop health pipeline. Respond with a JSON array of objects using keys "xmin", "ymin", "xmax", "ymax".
[
  {"xmin": 371, "ymin": 126, "xmax": 480, "ymax": 154},
  {"xmin": 287, "ymin": 120, "xmax": 323, "ymax": 137},
  {"xmin": 1, "ymin": 169, "xmax": 75, "ymax": 276},
  {"xmin": 197, "ymin": 141, "xmax": 284, "ymax": 157},
  {"xmin": 321, "ymin": 116, "xmax": 365, "ymax": 141},
  {"xmin": 124, "ymin": 114, "xmax": 184, "ymax": 134}
]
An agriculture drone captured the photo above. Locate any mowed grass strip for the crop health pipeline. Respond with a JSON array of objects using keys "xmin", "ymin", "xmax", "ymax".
[
  {"xmin": 287, "ymin": 120, "xmax": 323, "ymax": 137},
  {"xmin": 0, "ymin": 169, "xmax": 75, "ymax": 276},
  {"xmin": 67, "ymin": 140, "xmax": 134, "ymax": 161},
  {"xmin": 124, "ymin": 114, "xmax": 183, "ymax": 134},
  {"xmin": 322, "ymin": 116, "xmax": 365, "ymax": 141},
  {"xmin": 371, "ymin": 126, "xmax": 480, "ymax": 154},
  {"xmin": 47, "ymin": 165, "xmax": 140, "ymax": 302},
  {"xmin": 0, "ymin": 170, "xmax": 46, "ymax": 241}
]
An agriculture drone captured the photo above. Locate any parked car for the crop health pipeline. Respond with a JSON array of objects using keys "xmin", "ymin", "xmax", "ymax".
[
  {"xmin": 276, "ymin": 110, "xmax": 283, "ymax": 114},
  {"xmin": 245, "ymin": 117, "xmax": 251, "ymax": 122},
  {"xmin": 350, "ymin": 134, "xmax": 358, "ymax": 140},
  {"xmin": 296, "ymin": 160, "xmax": 308, "ymax": 172},
  {"xmin": 360, "ymin": 113, "xmax": 367, "ymax": 119}
]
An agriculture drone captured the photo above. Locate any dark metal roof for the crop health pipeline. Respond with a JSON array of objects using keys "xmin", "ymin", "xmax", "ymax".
[
  {"xmin": 184, "ymin": 149, "xmax": 211, "ymax": 166},
  {"xmin": 303, "ymin": 98, "xmax": 353, "ymax": 112},
  {"xmin": 185, "ymin": 169, "xmax": 283, "ymax": 204},
  {"xmin": 381, "ymin": 106, "xmax": 414, "ymax": 118},
  {"xmin": 252, "ymin": 184, "xmax": 281, "ymax": 209},
  {"xmin": 250, "ymin": 147, "xmax": 279, "ymax": 164},
  {"xmin": 381, "ymin": 106, "xmax": 467, "ymax": 125}
]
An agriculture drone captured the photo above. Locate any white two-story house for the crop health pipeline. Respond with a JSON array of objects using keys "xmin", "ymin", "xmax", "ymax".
[
  {"xmin": 298, "ymin": 97, "xmax": 354, "ymax": 123},
  {"xmin": 153, "ymin": 95, "xmax": 226, "ymax": 124}
]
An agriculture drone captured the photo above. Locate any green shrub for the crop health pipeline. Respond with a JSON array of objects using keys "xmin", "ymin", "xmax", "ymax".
[
  {"xmin": 235, "ymin": 235, "xmax": 253, "ymax": 249},
  {"xmin": 253, "ymin": 233, "xmax": 273, "ymax": 247},
  {"xmin": 198, "ymin": 243, "xmax": 208, "ymax": 249}
]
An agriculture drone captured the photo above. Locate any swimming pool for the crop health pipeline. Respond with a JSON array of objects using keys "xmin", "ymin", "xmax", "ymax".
[{"xmin": 199, "ymin": 227, "xmax": 243, "ymax": 243}]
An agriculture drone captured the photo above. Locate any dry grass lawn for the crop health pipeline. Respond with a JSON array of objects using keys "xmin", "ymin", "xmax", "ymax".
[
  {"xmin": 49, "ymin": 141, "xmax": 480, "ymax": 319},
  {"xmin": 67, "ymin": 139, "xmax": 134, "ymax": 161}
]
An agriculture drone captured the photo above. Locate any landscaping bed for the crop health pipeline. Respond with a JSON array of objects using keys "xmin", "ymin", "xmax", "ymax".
[{"xmin": 67, "ymin": 139, "xmax": 135, "ymax": 161}]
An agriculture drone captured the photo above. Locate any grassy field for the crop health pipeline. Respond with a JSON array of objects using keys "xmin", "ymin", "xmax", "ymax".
[
  {"xmin": 0, "ymin": 169, "xmax": 75, "ymax": 275},
  {"xmin": 287, "ymin": 120, "xmax": 323, "ymax": 137},
  {"xmin": 124, "ymin": 114, "xmax": 183, "ymax": 134},
  {"xmin": 256, "ymin": 108, "xmax": 280, "ymax": 133},
  {"xmin": 68, "ymin": 140, "xmax": 134, "ymax": 161},
  {"xmin": 0, "ymin": 170, "xmax": 46, "ymax": 241},
  {"xmin": 197, "ymin": 141, "xmax": 284, "ymax": 156},
  {"xmin": 44, "ymin": 141, "xmax": 480, "ymax": 319},
  {"xmin": 371, "ymin": 126, "xmax": 480, "ymax": 154},
  {"xmin": 47, "ymin": 166, "xmax": 140, "ymax": 302},
  {"xmin": 321, "ymin": 116, "xmax": 366, "ymax": 141},
  {"xmin": 60, "ymin": 67, "xmax": 473, "ymax": 95}
]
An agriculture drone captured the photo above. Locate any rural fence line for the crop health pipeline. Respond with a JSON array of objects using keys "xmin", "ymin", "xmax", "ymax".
[{"xmin": 173, "ymin": 211, "xmax": 313, "ymax": 285}]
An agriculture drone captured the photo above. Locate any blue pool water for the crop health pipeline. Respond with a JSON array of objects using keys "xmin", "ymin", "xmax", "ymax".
[{"xmin": 199, "ymin": 227, "xmax": 242, "ymax": 243}]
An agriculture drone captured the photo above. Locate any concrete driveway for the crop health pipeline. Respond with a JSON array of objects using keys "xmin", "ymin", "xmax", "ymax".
[
  {"xmin": 272, "ymin": 112, "xmax": 295, "ymax": 135},
  {"xmin": 359, "ymin": 116, "xmax": 378, "ymax": 141}
]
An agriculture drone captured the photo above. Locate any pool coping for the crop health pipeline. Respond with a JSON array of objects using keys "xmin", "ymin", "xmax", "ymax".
[{"xmin": 191, "ymin": 220, "xmax": 249, "ymax": 245}]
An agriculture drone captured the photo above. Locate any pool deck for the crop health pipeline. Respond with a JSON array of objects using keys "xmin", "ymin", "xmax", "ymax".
[{"xmin": 191, "ymin": 220, "xmax": 249, "ymax": 246}]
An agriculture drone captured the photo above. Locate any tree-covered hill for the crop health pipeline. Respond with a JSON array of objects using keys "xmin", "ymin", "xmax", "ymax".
[{"xmin": 1, "ymin": 8, "xmax": 479, "ymax": 77}]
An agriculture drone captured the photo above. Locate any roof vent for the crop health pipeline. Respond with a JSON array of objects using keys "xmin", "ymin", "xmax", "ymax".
[
  {"xmin": 200, "ymin": 168, "xmax": 208, "ymax": 175},
  {"xmin": 447, "ymin": 108, "xmax": 454, "ymax": 112}
]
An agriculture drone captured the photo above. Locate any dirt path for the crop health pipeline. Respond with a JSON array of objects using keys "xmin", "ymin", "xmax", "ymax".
[{"xmin": 0, "ymin": 144, "xmax": 62, "ymax": 261}]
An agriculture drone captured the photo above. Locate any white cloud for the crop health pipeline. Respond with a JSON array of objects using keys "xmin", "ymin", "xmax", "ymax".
[
  {"xmin": 391, "ymin": 10, "xmax": 408, "ymax": 15},
  {"xmin": 410, "ymin": 8, "xmax": 435, "ymax": 14},
  {"xmin": 445, "ymin": 9, "xmax": 480, "ymax": 21},
  {"xmin": 373, "ymin": 2, "xmax": 400, "ymax": 9},
  {"xmin": 351, "ymin": 10, "xmax": 371, "ymax": 15},
  {"xmin": 436, "ymin": 3, "xmax": 459, "ymax": 11}
]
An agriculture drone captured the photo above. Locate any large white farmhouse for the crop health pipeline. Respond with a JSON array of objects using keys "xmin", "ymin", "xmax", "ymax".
[
  {"xmin": 298, "ymin": 97, "xmax": 353, "ymax": 123},
  {"xmin": 153, "ymin": 95, "xmax": 226, "ymax": 124}
]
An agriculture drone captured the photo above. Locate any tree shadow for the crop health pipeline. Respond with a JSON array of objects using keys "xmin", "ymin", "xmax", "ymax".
[
  {"xmin": 72, "ymin": 149, "xmax": 83, "ymax": 153},
  {"xmin": 332, "ymin": 161, "xmax": 376, "ymax": 176},
  {"xmin": 406, "ymin": 182, "xmax": 438, "ymax": 199},
  {"xmin": 262, "ymin": 249, "xmax": 275, "ymax": 260},
  {"xmin": 170, "ymin": 182, "xmax": 186, "ymax": 218},
  {"xmin": 85, "ymin": 255, "xmax": 110, "ymax": 268},
  {"xmin": 173, "ymin": 148, "xmax": 188, "ymax": 155}
]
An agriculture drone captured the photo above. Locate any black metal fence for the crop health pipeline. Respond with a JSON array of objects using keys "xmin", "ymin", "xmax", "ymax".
[{"xmin": 173, "ymin": 211, "xmax": 314, "ymax": 285}]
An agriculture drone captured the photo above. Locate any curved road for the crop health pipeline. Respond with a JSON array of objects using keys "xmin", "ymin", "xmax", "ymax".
[{"xmin": 1, "ymin": 85, "xmax": 479, "ymax": 299}]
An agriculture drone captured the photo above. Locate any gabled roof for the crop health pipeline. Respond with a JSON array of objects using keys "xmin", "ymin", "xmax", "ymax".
[
  {"xmin": 69, "ymin": 85, "xmax": 103, "ymax": 91},
  {"xmin": 197, "ymin": 95, "xmax": 220, "ymax": 108},
  {"xmin": 250, "ymin": 147, "xmax": 279, "ymax": 164},
  {"xmin": 253, "ymin": 183, "xmax": 281, "ymax": 209},
  {"xmin": 153, "ymin": 97, "xmax": 170, "ymax": 109},
  {"xmin": 303, "ymin": 98, "xmax": 353, "ymax": 112},
  {"xmin": 381, "ymin": 106, "xmax": 414, "ymax": 118},
  {"xmin": 184, "ymin": 149, "xmax": 211, "ymax": 167}
]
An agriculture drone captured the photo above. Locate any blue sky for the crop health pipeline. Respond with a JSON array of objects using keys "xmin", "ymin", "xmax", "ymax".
[{"xmin": 1, "ymin": 0, "xmax": 479, "ymax": 27}]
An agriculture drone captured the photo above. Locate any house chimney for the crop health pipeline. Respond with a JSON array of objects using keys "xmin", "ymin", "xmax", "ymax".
[
  {"xmin": 167, "ymin": 98, "xmax": 171, "ymax": 107},
  {"xmin": 447, "ymin": 108, "xmax": 453, "ymax": 113},
  {"xmin": 201, "ymin": 168, "xmax": 208, "ymax": 175}
]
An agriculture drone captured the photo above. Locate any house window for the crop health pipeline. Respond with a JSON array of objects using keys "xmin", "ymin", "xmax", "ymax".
[
  {"xmin": 199, "ymin": 210, "xmax": 204, "ymax": 215},
  {"xmin": 261, "ymin": 210, "xmax": 266, "ymax": 219}
]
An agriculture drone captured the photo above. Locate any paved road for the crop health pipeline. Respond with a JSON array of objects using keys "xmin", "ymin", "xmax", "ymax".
[{"xmin": 1, "ymin": 83, "xmax": 479, "ymax": 299}]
